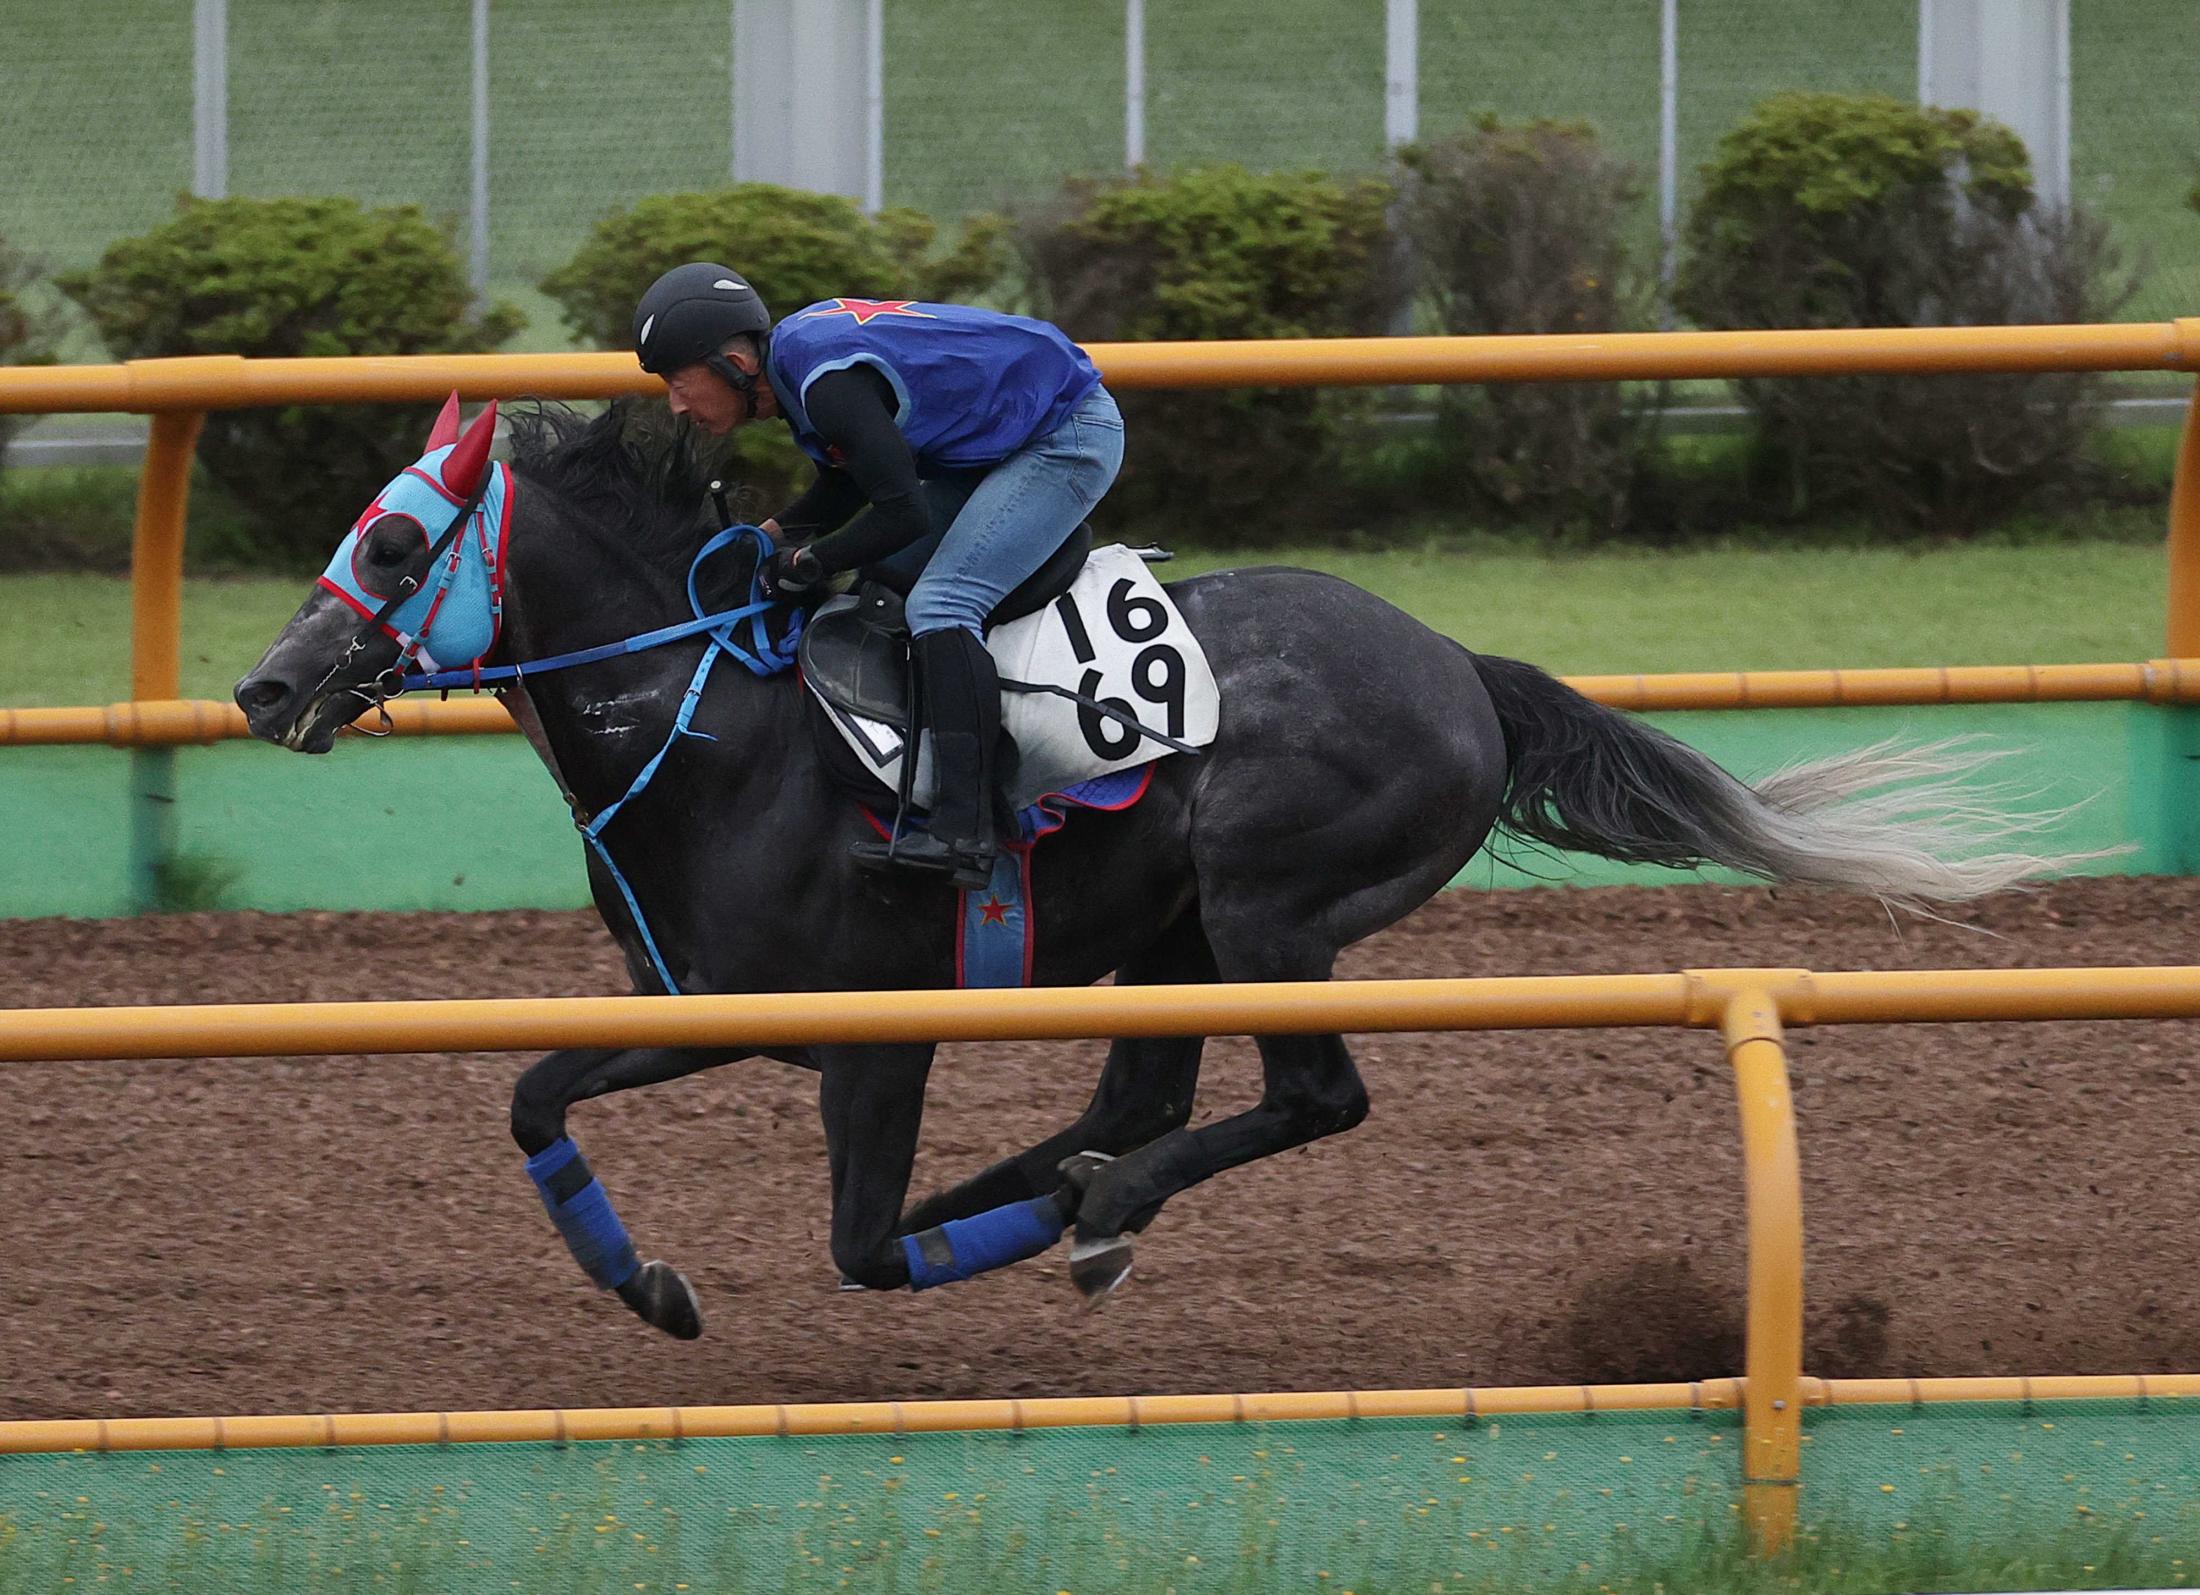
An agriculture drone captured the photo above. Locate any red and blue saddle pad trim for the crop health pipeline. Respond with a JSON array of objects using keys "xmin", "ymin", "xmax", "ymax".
[{"xmin": 860, "ymin": 763, "xmax": 1154, "ymax": 988}]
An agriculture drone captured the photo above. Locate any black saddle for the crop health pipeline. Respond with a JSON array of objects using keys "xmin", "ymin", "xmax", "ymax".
[{"xmin": 800, "ymin": 523, "xmax": 1094, "ymax": 734}]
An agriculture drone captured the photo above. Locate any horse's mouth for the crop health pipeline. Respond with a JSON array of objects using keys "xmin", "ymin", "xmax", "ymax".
[{"xmin": 270, "ymin": 692, "xmax": 351, "ymax": 754}]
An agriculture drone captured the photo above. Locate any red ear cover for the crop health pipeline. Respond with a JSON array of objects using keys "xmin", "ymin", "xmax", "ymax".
[
  {"xmin": 439, "ymin": 399, "xmax": 498, "ymax": 497},
  {"xmin": 426, "ymin": 391, "xmax": 463, "ymax": 451}
]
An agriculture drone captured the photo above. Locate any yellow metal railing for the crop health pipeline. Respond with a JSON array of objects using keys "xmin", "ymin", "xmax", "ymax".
[
  {"xmin": 10, "ymin": 657, "xmax": 2200, "ymax": 748},
  {"xmin": 1, "ymin": 322, "xmax": 2192, "ymax": 415},
  {"xmin": 1, "ymin": 1373, "xmax": 2191, "ymax": 1458},
  {"xmin": 6, "ymin": 961, "xmax": 2200, "ymax": 1548},
  {"xmin": 0, "ymin": 320, "xmax": 2195, "ymax": 712},
  {"xmin": 5, "ymin": 332, "xmax": 2197, "ymax": 1550}
]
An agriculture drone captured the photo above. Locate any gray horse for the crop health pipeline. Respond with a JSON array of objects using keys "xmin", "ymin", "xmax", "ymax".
[{"xmin": 236, "ymin": 404, "xmax": 2080, "ymax": 1338}]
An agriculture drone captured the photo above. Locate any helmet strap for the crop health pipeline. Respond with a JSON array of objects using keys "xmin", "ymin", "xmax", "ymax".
[
  {"xmin": 706, "ymin": 334, "xmax": 774, "ymax": 421},
  {"xmin": 704, "ymin": 351, "xmax": 754, "ymax": 396}
]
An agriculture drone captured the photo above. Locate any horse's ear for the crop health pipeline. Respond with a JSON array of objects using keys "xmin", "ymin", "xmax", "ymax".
[
  {"xmin": 440, "ymin": 399, "xmax": 498, "ymax": 496},
  {"xmin": 425, "ymin": 391, "xmax": 463, "ymax": 451}
]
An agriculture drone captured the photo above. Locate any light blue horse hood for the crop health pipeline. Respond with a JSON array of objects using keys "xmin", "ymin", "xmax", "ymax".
[{"xmin": 317, "ymin": 442, "xmax": 513, "ymax": 673}]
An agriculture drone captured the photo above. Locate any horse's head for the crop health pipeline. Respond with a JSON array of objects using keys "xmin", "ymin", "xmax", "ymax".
[{"xmin": 235, "ymin": 394, "xmax": 505, "ymax": 752}]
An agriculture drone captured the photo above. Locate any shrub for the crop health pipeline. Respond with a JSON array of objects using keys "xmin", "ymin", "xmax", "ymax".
[
  {"xmin": 1675, "ymin": 92, "xmax": 2136, "ymax": 533},
  {"xmin": 1020, "ymin": 164, "xmax": 1401, "ymax": 539},
  {"xmin": 542, "ymin": 184, "xmax": 1010, "ymax": 510},
  {"xmin": 874, "ymin": 206, "xmax": 1014, "ymax": 306},
  {"xmin": 1396, "ymin": 116, "xmax": 1661, "ymax": 538},
  {"xmin": 0, "ymin": 234, "xmax": 63, "ymax": 496},
  {"xmin": 540, "ymin": 190, "xmax": 1013, "ymax": 341},
  {"xmin": 59, "ymin": 196, "xmax": 522, "ymax": 566}
]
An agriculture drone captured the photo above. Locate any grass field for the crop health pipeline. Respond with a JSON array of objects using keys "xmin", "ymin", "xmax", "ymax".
[
  {"xmin": 4, "ymin": 0, "xmax": 2195, "ymax": 338},
  {"xmin": 0, "ymin": 1486, "xmax": 2192, "ymax": 1595},
  {"xmin": 0, "ymin": 538, "xmax": 2172, "ymax": 710}
]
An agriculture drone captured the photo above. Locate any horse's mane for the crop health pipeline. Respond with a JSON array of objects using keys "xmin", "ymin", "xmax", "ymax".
[{"xmin": 503, "ymin": 402, "xmax": 729, "ymax": 566}]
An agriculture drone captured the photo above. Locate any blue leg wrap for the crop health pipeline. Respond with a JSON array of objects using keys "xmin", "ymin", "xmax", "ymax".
[
  {"xmin": 525, "ymin": 1136, "xmax": 641, "ymax": 1291},
  {"xmin": 900, "ymin": 1194, "xmax": 1067, "ymax": 1290}
]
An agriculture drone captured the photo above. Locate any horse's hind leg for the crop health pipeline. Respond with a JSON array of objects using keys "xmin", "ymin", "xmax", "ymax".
[
  {"xmin": 1063, "ymin": 947, "xmax": 1369, "ymax": 1302},
  {"xmin": 892, "ymin": 911, "xmax": 1217, "ymax": 1238},
  {"xmin": 510, "ymin": 1044, "xmax": 747, "ymax": 1339}
]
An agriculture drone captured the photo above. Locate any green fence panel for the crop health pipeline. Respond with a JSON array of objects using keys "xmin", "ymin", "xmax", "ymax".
[
  {"xmin": 7, "ymin": 1399, "xmax": 2200, "ymax": 1593},
  {"xmin": 0, "ymin": 701, "xmax": 2169, "ymax": 920},
  {"xmin": 1796, "ymin": 1397, "xmax": 2200, "ymax": 1574},
  {"xmin": 0, "ymin": 1411, "xmax": 1735, "ymax": 1594}
]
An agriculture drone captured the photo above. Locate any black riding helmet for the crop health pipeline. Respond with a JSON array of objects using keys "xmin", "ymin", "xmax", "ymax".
[{"xmin": 631, "ymin": 263, "xmax": 773, "ymax": 397}]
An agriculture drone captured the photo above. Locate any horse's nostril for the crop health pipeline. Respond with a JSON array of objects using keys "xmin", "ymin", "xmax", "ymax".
[{"xmin": 237, "ymin": 677, "xmax": 293, "ymax": 714}]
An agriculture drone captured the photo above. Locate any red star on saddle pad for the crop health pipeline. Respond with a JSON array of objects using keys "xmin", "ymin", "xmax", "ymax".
[
  {"xmin": 977, "ymin": 895, "xmax": 1011, "ymax": 926},
  {"xmin": 799, "ymin": 297, "xmax": 935, "ymax": 325}
]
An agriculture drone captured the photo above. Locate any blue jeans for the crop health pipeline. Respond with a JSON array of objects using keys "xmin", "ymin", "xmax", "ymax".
[{"xmin": 882, "ymin": 387, "xmax": 1125, "ymax": 638}]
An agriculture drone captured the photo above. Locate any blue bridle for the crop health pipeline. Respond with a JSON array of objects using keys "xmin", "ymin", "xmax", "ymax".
[
  {"xmin": 379, "ymin": 513, "xmax": 801, "ymax": 994},
  {"xmin": 394, "ymin": 522, "xmax": 794, "ymax": 693}
]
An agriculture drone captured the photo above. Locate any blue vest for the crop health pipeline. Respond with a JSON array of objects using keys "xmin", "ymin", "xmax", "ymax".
[{"xmin": 769, "ymin": 299, "xmax": 1101, "ymax": 474}]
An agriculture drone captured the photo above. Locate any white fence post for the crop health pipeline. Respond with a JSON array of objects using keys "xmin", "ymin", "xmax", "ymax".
[
  {"xmin": 1659, "ymin": 0, "xmax": 1678, "ymax": 316},
  {"xmin": 1125, "ymin": 0, "xmax": 1146, "ymax": 170},
  {"xmin": 469, "ymin": 0, "xmax": 490, "ymax": 294},
  {"xmin": 1385, "ymin": 0, "xmax": 1418, "ymax": 150},
  {"xmin": 1385, "ymin": 0, "xmax": 1419, "ymax": 336},
  {"xmin": 192, "ymin": 0, "xmax": 227, "ymax": 199},
  {"xmin": 732, "ymin": 0, "xmax": 870, "ymax": 204},
  {"xmin": 1918, "ymin": 0, "xmax": 2070, "ymax": 208},
  {"xmin": 864, "ymin": 0, "xmax": 883, "ymax": 212}
]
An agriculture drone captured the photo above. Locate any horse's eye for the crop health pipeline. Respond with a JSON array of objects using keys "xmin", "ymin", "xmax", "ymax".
[
  {"xmin": 364, "ymin": 514, "xmax": 425, "ymax": 563},
  {"xmin": 350, "ymin": 512, "xmax": 427, "ymax": 597}
]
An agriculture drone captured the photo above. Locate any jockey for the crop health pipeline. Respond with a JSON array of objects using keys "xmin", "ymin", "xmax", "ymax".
[{"xmin": 632, "ymin": 262, "xmax": 1125, "ymax": 890}]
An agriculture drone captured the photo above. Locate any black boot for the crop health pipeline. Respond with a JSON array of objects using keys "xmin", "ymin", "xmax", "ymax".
[{"xmin": 851, "ymin": 627, "xmax": 1001, "ymax": 890}]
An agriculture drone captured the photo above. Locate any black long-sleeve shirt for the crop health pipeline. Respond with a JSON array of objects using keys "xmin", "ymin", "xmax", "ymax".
[{"xmin": 769, "ymin": 365, "xmax": 931, "ymax": 575}]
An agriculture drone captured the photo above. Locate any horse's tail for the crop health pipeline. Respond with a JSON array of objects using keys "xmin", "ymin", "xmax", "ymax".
[{"xmin": 1470, "ymin": 652, "xmax": 2107, "ymax": 907}]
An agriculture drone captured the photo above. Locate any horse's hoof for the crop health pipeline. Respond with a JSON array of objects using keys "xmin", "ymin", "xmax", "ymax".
[
  {"xmin": 1069, "ymin": 1235, "xmax": 1134, "ymax": 1306},
  {"xmin": 837, "ymin": 1274, "xmax": 869, "ymax": 1293},
  {"xmin": 618, "ymin": 1260, "xmax": 704, "ymax": 1340},
  {"xmin": 1054, "ymin": 1150, "xmax": 1116, "ymax": 1221}
]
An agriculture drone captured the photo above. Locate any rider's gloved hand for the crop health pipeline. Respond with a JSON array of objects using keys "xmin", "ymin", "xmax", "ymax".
[{"xmin": 760, "ymin": 543, "xmax": 827, "ymax": 602}]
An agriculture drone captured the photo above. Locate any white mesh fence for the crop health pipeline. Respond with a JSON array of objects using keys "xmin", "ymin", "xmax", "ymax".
[
  {"xmin": 2070, "ymin": 0, "xmax": 2200, "ymax": 323},
  {"xmin": 0, "ymin": 0, "xmax": 2193, "ymax": 333}
]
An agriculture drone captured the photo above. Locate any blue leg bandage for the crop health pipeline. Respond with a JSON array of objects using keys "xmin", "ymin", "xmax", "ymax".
[
  {"xmin": 525, "ymin": 1136, "xmax": 641, "ymax": 1291},
  {"xmin": 900, "ymin": 1194, "xmax": 1067, "ymax": 1290}
]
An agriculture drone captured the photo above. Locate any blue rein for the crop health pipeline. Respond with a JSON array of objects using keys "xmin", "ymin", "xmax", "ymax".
[
  {"xmin": 397, "ymin": 524, "xmax": 793, "ymax": 692},
  {"xmin": 404, "ymin": 524, "xmax": 799, "ymax": 995}
]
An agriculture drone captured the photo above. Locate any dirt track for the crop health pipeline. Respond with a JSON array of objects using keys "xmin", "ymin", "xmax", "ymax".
[{"xmin": 2, "ymin": 876, "xmax": 2196, "ymax": 1422}]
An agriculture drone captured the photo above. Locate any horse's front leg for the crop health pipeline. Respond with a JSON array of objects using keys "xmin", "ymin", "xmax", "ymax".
[
  {"xmin": 816, "ymin": 1043, "xmax": 933, "ymax": 1290},
  {"xmin": 820, "ymin": 1042, "xmax": 1073, "ymax": 1292},
  {"xmin": 510, "ymin": 1044, "xmax": 748, "ymax": 1338}
]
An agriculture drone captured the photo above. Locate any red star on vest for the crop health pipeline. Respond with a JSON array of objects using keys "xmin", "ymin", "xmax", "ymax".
[
  {"xmin": 801, "ymin": 297, "xmax": 935, "ymax": 326},
  {"xmin": 977, "ymin": 895, "xmax": 1011, "ymax": 926}
]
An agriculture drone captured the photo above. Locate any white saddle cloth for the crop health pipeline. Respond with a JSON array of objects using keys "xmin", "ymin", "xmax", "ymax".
[{"xmin": 809, "ymin": 543, "xmax": 1221, "ymax": 811}]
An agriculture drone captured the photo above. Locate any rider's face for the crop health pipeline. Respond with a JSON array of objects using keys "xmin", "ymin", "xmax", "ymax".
[{"xmin": 662, "ymin": 345, "xmax": 774, "ymax": 436}]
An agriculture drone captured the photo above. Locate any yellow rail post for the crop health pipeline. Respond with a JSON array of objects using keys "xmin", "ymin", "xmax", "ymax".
[
  {"xmin": 1718, "ymin": 983, "xmax": 1805, "ymax": 1556},
  {"xmin": 2155, "ymin": 368, "xmax": 2200, "ymax": 875},
  {"xmin": 2166, "ymin": 341, "xmax": 2200, "ymax": 657},
  {"xmin": 125, "ymin": 408, "xmax": 206, "ymax": 912},
  {"xmin": 127, "ymin": 409, "xmax": 203, "ymax": 702}
]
